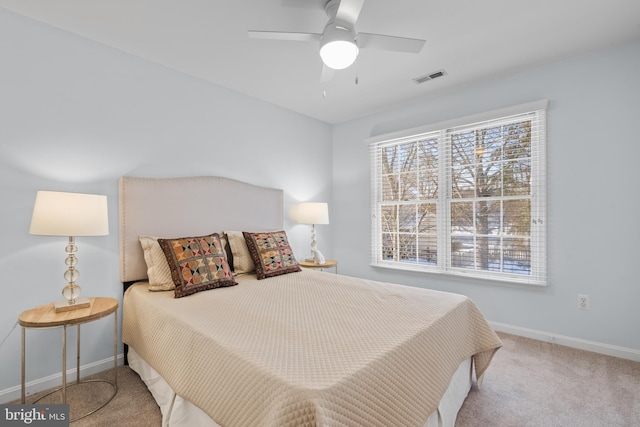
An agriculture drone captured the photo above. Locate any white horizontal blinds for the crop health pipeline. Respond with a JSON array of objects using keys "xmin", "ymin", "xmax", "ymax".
[
  {"xmin": 446, "ymin": 110, "xmax": 546, "ymax": 284},
  {"xmin": 370, "ymin": 101, "xmax": 547, "ymax": 285},
  {"xmin": 531, "ymin": 109, "xmax": 546, "ymax": 284},
  {"xmin": 374, "ymin": 134, "xmax": 440, "ymax": 267}
]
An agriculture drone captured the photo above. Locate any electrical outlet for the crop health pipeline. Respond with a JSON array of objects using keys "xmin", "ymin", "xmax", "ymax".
[{"xmin": 578, "ymin": 294, "xmax": 590, "ymax": 310}]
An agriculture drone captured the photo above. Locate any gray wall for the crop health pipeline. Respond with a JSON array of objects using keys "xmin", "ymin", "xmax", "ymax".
[
  {"xmin": 0, "ymin": 9, "xmax": 332, "ymax": 396},
  {"xmin": 332, "ymin": 39, "xmax": 640, "ymax": 353}
]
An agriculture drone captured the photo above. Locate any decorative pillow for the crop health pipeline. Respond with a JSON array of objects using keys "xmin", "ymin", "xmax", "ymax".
[
  {"xmin": 139, "ymin": 236, "xmax": 174, "ymax": 291},
  {"xmin": 220, "ymin": 233, "xmax": 234, "ymax": 272},
  {"xmin": 158, "ymin": 233, "xmax": 237, "ymax": 298},
  {"xmin": 243, "ymin": 231, "xmax": 301, "ymax": 280},
  {"xmin": 226, "ymin": 230, "xmax": 255, "ymax": 275}
]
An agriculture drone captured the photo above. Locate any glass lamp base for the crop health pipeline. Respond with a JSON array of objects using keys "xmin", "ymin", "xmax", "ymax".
[{"xmin": 54, "ymin": 297, "xmax": 91, "ymax": 313}]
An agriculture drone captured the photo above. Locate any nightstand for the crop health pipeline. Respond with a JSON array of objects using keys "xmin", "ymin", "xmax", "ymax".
[
  {"xmin": 299, "ymin": 259, "xmax": 338, "ymax": 273},
  {"xmin": 19, "ymin": 297, "xmax": 119, "ymax": 421}
]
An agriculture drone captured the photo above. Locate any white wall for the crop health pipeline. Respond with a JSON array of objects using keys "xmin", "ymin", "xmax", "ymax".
[
  {"xmin": 332, "ymin": 39, "xmax": 640, "ymax": 354},
  {"xmin": 0, "ymin": 9, "xmax": 332, "ymax": 398}
]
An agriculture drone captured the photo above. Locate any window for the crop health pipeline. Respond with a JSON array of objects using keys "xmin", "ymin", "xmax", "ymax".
[{"xmin": 369, "ymin": 101, "xmax": 547, "ymax": 285}]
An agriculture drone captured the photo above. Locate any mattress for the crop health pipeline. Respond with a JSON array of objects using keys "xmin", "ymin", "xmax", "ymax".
[{"xmin": 123, "ymin": 269, "xmax": 501, "ymax": 427}]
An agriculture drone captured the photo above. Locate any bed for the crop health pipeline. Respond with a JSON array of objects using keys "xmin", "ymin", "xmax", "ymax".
[{"xmin": 119, "ymin": 176, "xmax": 502, "ymax": 427}]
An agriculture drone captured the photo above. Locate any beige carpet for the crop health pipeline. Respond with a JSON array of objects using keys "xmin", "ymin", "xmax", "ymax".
[
  {"xmin": 456, "ymin": 333, "xmax": 640, "ymax": 427},
  {"xmin": 19, "ymin": 332, "xmax": 640, "ymax": 426},
  {"xmin": 17, "ymin": 365, "xmax": 162, "ymax": 426}
]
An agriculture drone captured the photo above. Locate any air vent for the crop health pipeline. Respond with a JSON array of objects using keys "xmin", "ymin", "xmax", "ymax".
[{"xmin": 413, "ymin": 69, "xmax": 447, "ymax": 84}]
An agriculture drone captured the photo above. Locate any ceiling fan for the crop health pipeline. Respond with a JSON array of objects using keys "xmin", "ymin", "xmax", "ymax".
[{"xmin": 248, "ymin": 0, "xmax": 426, "ymax": 78}]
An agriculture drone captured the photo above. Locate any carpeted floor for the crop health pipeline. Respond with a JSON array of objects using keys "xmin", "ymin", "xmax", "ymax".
[
  {"xmin": 456, "ymin": 333, "xmax": 640, "ymax": 427},
  {"xmin": 20, "ymin": 365, "xmax": 162, "ymax": 426},
  {"xmin": 19, "ymin": 332, "xmax": 640, "ymax": 426}
]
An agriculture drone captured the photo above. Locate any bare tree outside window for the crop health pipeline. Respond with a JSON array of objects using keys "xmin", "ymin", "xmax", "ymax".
[
  {"xmin": 371, "ymin": 104, "xmax": 546, "ymax": 285},
  {"xmin": 381, "ymin": 138, "xmax": 438, "ymax": 265},
  {"xmin": 450, "ymin": 120, "xmax": 532, "ymax": 275}
]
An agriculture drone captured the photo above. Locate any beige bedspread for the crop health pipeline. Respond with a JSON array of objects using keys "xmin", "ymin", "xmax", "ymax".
[{"xmin": 123, "ymin": 270, "xmax": 501, "ymax": 427}]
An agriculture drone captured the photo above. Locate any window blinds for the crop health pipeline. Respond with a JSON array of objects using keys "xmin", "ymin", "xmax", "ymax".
[{"xmin": 369, "ymin": 100, "xmax": 547, "ymax": 286}]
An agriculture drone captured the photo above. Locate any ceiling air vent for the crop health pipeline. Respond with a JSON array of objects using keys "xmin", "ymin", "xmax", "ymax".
[{"xmin": 413, "ymin": 69, "xmax": 447, "ymax": 84}]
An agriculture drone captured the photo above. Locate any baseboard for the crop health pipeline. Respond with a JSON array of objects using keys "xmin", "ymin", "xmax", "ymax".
[
  {"xmin": 490, "ymin": 321, "xmax": 640, "ymax": 362},
  {"xmin": 0, "ymin": 353, "xmax": 125, "ymax": 404}
]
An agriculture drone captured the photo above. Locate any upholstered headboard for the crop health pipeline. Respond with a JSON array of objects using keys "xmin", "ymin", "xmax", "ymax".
[{"xmin": 118, "ymin": 176, "xmax": 283, "ymax": 283}]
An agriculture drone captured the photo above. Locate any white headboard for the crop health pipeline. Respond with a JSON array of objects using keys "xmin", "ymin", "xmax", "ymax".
[{"xmin": 119, "ymin": 176, "xmax": 283, "ymax": 283}]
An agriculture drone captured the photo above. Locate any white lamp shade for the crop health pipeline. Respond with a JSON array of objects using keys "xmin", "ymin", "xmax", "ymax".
[
  {"xmin": 320, "ymin": 40, "xmax": 359, "ymax": 69},
  {"xmin": 319, "ymin": 23, "xmax": 359, "ymax": 70},
  {"xmin": 30, "ymin": 191, "xmax": 109, "ymax": 236},
  {"xmin": 290, "ymin": 202, "xmax": 329, "ymax": 225}
]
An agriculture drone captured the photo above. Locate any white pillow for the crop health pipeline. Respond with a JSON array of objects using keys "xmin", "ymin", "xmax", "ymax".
[
  {"xmin": 139, "ymin": 235, "xmax": 174, "ymax": 291},
  {"xmin": 225, "ymin": 231, "xmax": 255, "ymax": 275}
]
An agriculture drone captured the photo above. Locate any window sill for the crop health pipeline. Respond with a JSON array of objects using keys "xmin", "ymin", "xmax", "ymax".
[{"xmin": 370, "ymin": 262, "xmax": 548, "ymax": 289}]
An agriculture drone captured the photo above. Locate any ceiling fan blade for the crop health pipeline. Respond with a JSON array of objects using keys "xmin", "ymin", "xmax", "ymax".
[
  {"xmin": 320, "ymin": 64, "xmax": 335, "ymax": 83},
  {"xmin": 358, "ymin": 33, "xmax": 426, "ymax": 53},
  {"xmin": 248, "ymin": 30, "xmax": 321, "ymax": 42},
  {"xmin": 335, "ymin": 0, "xmax": 365, "ymax": 26}
]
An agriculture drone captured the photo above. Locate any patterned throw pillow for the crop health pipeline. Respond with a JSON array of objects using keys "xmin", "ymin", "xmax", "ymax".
[
  {"xmin": 158, "ymin": 233, "xmax": 237, "ymax": 298},
  {"xmin": 243, "ymin": 231, "xmax": 301, "ymax": 279}
]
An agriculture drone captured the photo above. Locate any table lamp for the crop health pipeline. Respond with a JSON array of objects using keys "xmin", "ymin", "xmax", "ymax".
[
  {"xmin": 289, "ymin": 202, "xmax": 329, "ymax": 264},
  {"xmin": 29, "ymin": 191, "xmax": 109, "ymax": 312}
]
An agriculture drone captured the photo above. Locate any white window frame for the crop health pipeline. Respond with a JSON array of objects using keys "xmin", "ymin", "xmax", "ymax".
[{"xmin": 368, "ymin": 100, "xmax": 547, "ymax": 286}]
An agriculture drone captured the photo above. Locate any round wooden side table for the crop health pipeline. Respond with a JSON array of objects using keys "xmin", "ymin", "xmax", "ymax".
[
  {"xmin": 19, "ymin": 297, "xmax": 119, "ymax": 421},
  {"xmin": 299, "ymin": 259, "xmax": 338, "ymax": 273}
]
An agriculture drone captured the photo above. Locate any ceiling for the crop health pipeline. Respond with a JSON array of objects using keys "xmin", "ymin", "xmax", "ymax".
[{"xmin": 2, "ymin": 0, "xmax": 640, "ymax": 124}]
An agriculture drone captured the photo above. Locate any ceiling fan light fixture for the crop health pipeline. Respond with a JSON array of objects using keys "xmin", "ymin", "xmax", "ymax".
[
  {"xmin": 320, "ymin": 40, "xmax": 358, "ymax": 69},
  {"xmin": 320, "ymin": 23, "xmax": 359, "ymax": 70}
]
